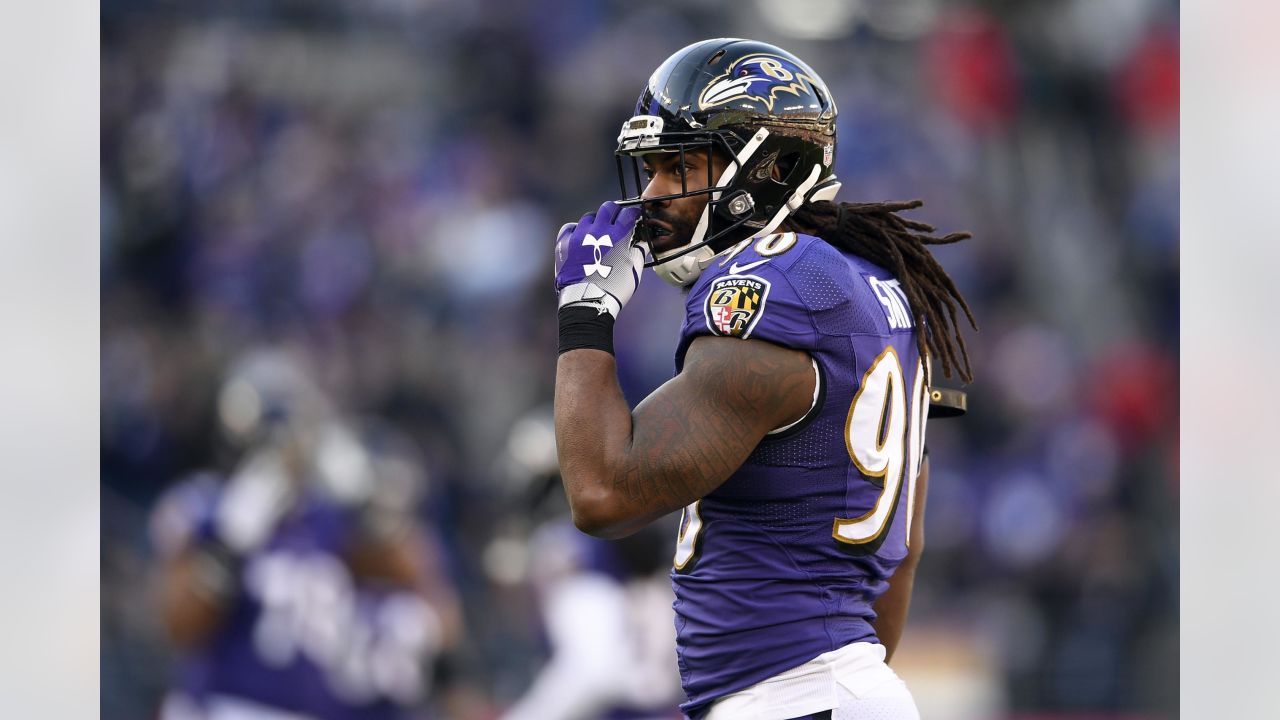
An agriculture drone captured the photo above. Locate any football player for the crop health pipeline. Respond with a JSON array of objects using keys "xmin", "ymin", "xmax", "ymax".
[
  {"xmin": 553, "ymin": 39, "xmax": 976, "ymax": 720},
  {"xmin": 150, "ymin": 349, "xmax": 461, "ymax": 720}
]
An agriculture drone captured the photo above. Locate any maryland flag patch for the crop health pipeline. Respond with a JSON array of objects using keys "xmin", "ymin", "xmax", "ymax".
[{"xmin": 704, "ymin": 274, "xmax": 771, "ymax": 338}]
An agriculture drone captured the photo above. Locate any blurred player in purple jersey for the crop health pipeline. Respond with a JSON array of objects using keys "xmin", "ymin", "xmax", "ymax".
[
  {"xmin": 552, "ymin": 39, "xmax": 976, "ymax": 719},
  {"xmin": 149, "ymin": 348, "xmax": 462, "ymax": 720}
]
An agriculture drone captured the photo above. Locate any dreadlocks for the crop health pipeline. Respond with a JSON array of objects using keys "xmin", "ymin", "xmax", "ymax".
[{"xmin": 788, "ymin": 199, "xmax": 977, "ymax": 383}]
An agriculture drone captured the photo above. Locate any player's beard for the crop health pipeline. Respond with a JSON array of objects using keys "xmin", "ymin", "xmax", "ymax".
[{"xmin": 639, "ymin": 207, "xmax": 701, "ymax": 259}]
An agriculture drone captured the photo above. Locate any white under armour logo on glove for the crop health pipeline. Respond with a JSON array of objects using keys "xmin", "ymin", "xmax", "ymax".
[
  {"xmin": 582, "ymin": 233, "xmax": 614, "ymax": 278},
  {"xmin": 554, "ymin": 201, "xmax": 646, "ymax": 319}
]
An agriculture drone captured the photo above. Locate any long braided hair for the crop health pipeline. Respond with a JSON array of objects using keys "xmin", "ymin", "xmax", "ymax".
[{"xmin": 788, "ymin": 200, "xmax": 977, "ymax": 383}]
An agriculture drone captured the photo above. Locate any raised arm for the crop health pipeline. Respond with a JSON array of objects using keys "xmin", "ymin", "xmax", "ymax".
[
  {"xmin": 551, "ymin": 200, "xmax": 812, "ymax": 537},
  {"xmin": 555, "ymin": 335, "xmax": 814, "ymax": 538}
]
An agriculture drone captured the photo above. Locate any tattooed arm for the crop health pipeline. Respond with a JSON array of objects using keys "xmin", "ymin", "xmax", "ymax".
[{"xmin": 554, "ymin": 335, "xmax": 815, "ymax": 538}]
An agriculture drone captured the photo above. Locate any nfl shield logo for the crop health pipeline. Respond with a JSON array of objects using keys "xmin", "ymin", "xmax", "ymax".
[{"xmin": 703, "ymin": 274, "xmax": 771, "ymax": 338}]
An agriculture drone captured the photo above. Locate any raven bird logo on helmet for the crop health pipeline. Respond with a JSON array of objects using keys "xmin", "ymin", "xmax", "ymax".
[
  {"xmin": 615, "ymin": 39, "xmax": 841, "ymax": 287},
  {"xmin": 698, "ymin": 54, "xmax": 822, "ymax": 113}
]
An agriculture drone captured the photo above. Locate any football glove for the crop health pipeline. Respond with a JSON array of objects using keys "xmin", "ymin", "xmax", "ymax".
[{"xmin": 554, "ymin": 201, "xmax": 646, "ymax": 319}]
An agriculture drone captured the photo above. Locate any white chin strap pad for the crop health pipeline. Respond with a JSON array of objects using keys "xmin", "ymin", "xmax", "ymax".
[{"xmin": 653, "ymin": 244, "xmax": 717, "ymax": 287}]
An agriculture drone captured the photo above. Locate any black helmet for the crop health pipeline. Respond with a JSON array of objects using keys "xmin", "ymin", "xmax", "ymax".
[{"xmin": 616, "ymin": 38, "xmax": 841, "ymax": 286}]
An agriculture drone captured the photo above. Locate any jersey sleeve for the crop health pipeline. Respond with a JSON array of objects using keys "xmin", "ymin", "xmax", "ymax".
[{"xmin": 674, "ymin": 238, "xmax": 827, "ymax": 370}]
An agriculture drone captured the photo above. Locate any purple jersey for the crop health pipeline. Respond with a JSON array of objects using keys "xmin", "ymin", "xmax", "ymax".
[
  {"xmin": 669, "ymin": 233, "xmax": 929, "ymax": 718},
  {"xmin": 152, "ymin": 477, "xmax": 440, "ymax": 720}
]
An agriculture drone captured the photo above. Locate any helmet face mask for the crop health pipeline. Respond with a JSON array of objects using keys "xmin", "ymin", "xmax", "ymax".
[
  {"xmin": 615, "ymin": 38, "xmax": 841, "ymax": 286},
  {"xmin": 616, "ymin": 128, "xmax": 760, "ymax": 281},
  {"xmin": 616, "ymin": 132, "xmax": 725, "ymax": 208}
]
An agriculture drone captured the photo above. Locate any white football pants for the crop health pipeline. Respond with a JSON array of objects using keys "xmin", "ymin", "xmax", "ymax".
[{"xmin": 704, "ymin": 642, "xmax": 920, "ymax": 720}]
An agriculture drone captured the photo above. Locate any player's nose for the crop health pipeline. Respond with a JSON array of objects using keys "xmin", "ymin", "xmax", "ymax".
[{"xmin": 640, "ymin": 179, "xmax": 672, "ymax": 208}]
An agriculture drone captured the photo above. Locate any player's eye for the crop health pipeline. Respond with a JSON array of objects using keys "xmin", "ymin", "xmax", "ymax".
[{"xmin": 641, "ymin": 165, "xmax": 656, "ymax": 180}]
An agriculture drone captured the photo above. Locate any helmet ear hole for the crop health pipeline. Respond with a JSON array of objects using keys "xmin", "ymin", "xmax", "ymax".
[{"xmin": 775, "ymin": 152, "xmax": 801, "ymax": 184}]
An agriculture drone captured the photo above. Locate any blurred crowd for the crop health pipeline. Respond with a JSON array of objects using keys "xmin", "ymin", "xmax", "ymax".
[{"xmin": 101, "ymin": 0, "xmax": 1179, "ymax": 718}]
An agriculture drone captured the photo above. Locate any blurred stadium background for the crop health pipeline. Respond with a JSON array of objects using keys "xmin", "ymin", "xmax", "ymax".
[{"xmin": 100, "ymin": 0, "xmax": 1179, "ymax": 718}]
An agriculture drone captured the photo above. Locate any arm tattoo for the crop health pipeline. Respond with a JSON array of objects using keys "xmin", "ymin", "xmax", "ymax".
[{"xmin": 615, "ymin": 336, "xmax": 815, "ymax": 518}]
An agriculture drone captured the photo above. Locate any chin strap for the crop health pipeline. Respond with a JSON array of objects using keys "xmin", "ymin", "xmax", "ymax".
[
  {"xmin": 652, "ymin": 175, "xmax": 844, "ymax": 288},
  {"xmin": 752, "ymin": 166, "xmax": 822, "ymax": 240},
  {"xmin": 650, "ymin": 148, "xmax": 839, "ymax": 285}
]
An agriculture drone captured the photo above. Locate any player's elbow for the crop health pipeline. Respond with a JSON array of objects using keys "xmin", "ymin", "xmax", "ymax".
[
  {"xmin": 569, "ymin": 499, "xmax": 624, "ymax": 539},
  {"xmin": 567, "ymin": 487, "xmax": 633, "ymax": 539}
]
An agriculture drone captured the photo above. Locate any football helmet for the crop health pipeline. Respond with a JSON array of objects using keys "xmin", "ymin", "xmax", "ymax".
[
  {"xmin": 616, "ymin": 38, "xmax": 841, "ymax": 286},
  {"xmin": 216, "ymin": 346, "xmax": 332, "ymax": 451}
]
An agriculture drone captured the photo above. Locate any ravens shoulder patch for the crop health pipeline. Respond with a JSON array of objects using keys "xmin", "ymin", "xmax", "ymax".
[{"xmin": 703, "ymin": 274, "xmax": 771, "ymax": 338}]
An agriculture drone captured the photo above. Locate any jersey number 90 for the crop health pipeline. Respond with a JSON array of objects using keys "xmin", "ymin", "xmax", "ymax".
[
  {"xmin": 674, "ymin": 346, "xmax": 927, "ymax": 570},
  {"xmin": 834, "ymin": 346, "xmax": 927, "ymax": 554}
]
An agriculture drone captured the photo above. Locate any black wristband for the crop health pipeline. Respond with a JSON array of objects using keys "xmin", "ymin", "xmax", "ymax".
[{"xmin": 558, "ymin": 305, "xmax": 616, "ymax": 355}]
